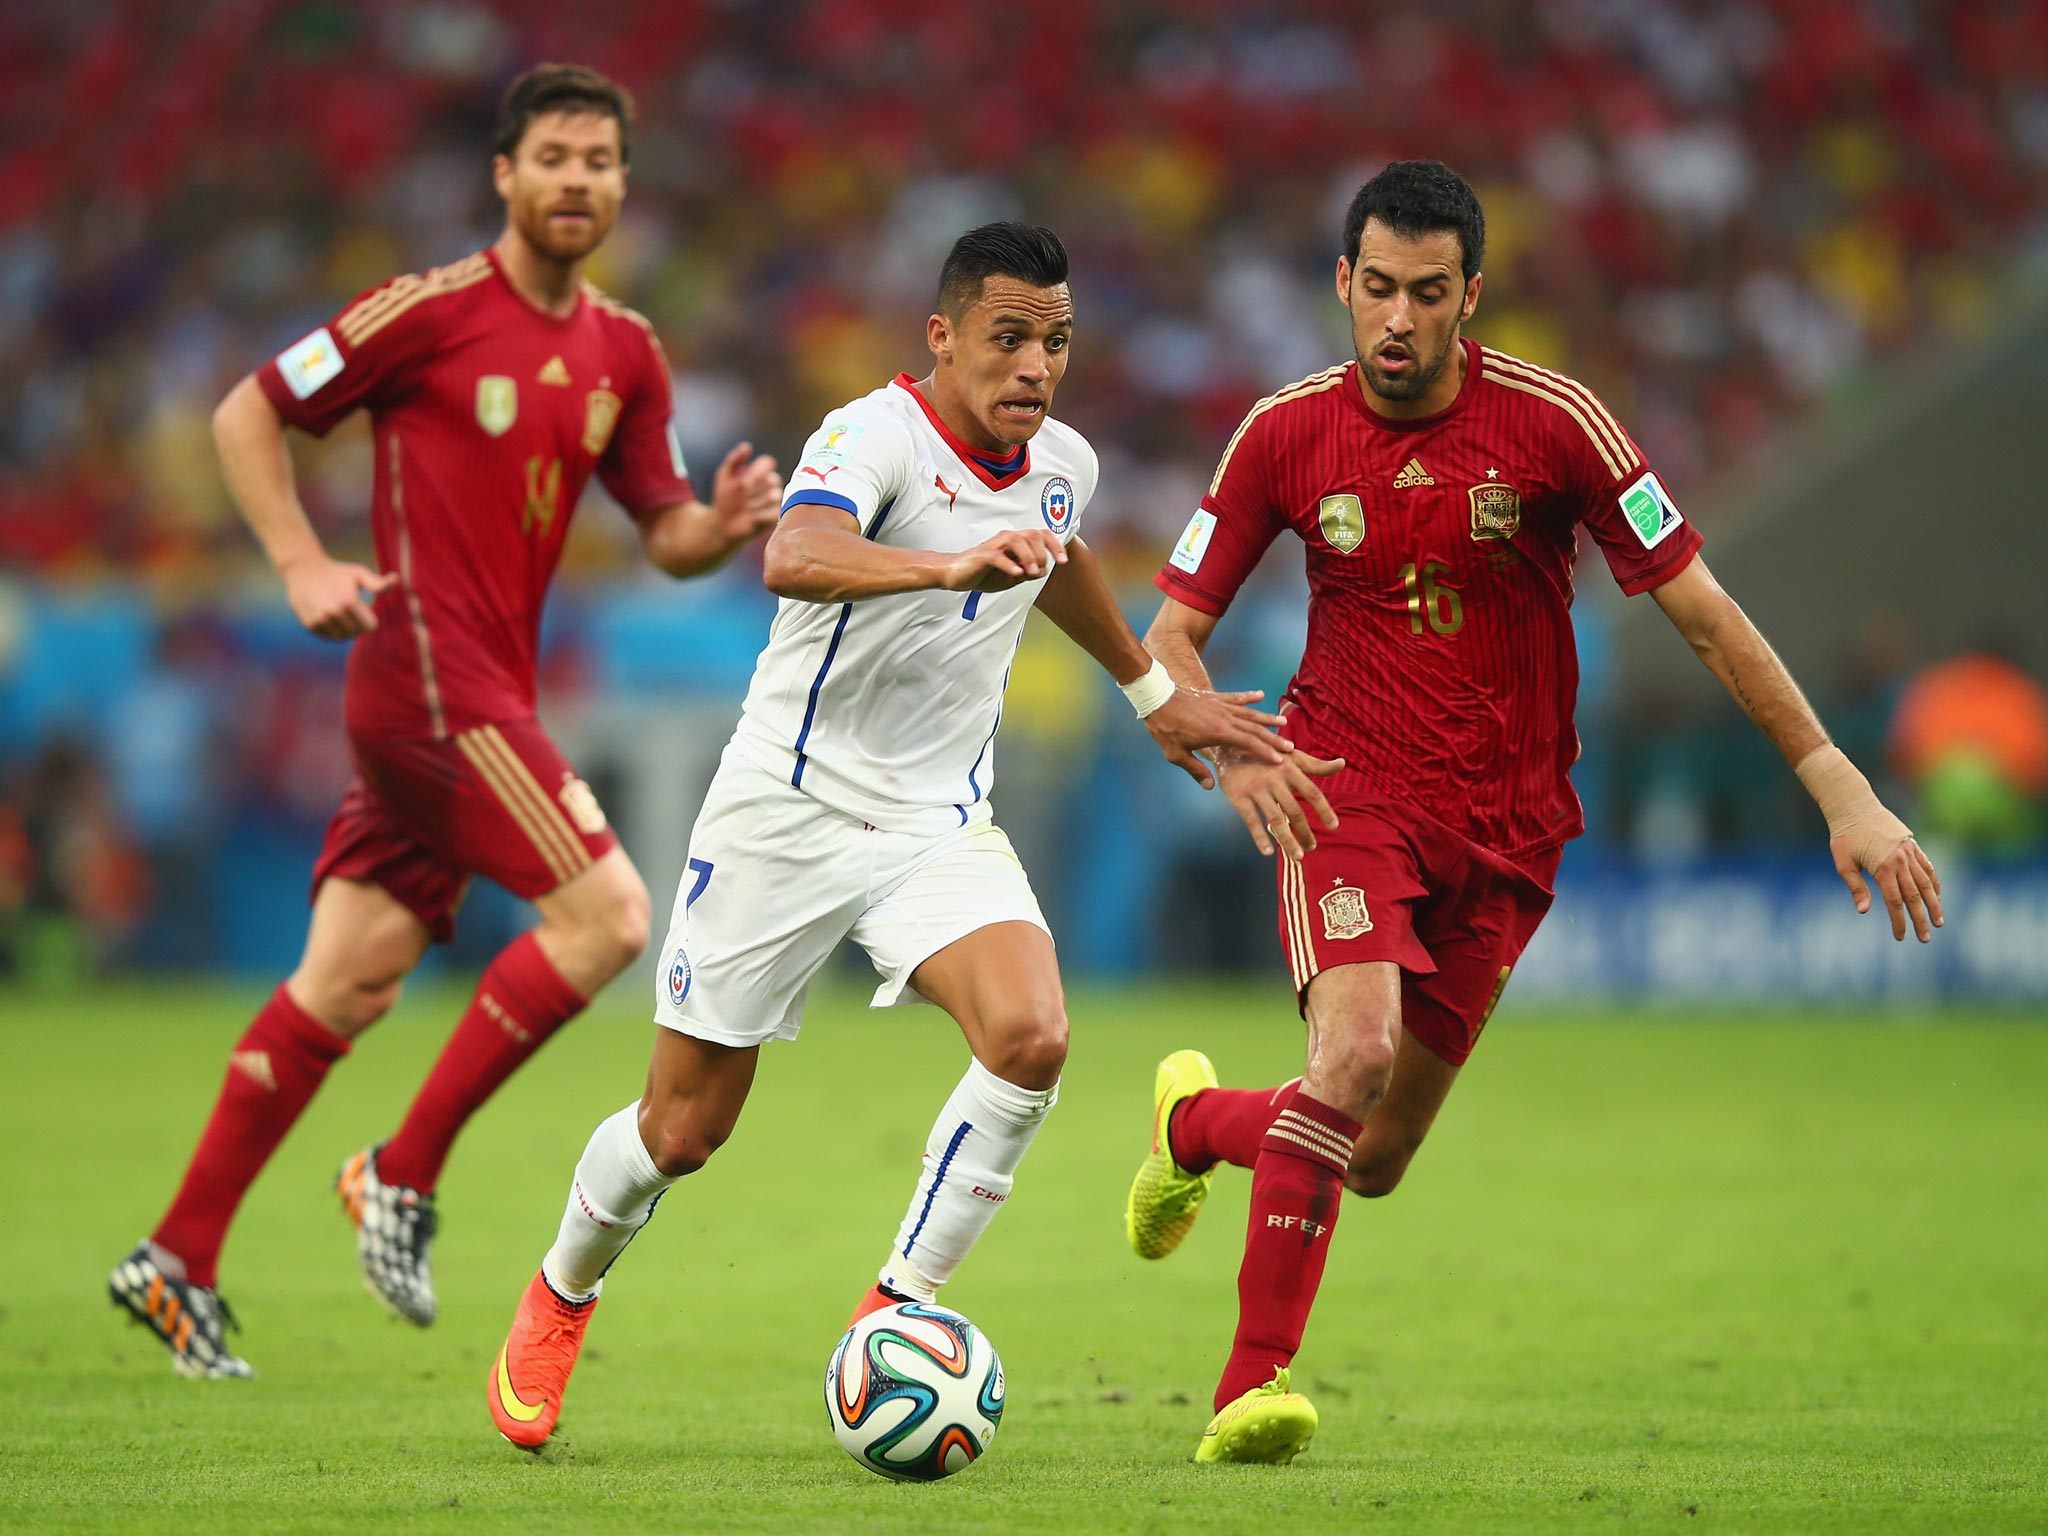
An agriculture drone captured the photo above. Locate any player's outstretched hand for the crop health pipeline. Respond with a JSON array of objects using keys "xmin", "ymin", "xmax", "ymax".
[
  {"xmin": 1832, "ymin": 829, "xmax": 1944, "ymax": 942},
  {"xmin": 941, "ymin": 529, "xmax": 1068, "ymax": 593},
  {"xmin": 1142, "ymin": 689, "xmax": 1291, "ymax": 789},
  {"xmin": 709, "ymin": 442, "xmax": 783, "ymax": 545},
  {"xmin": 282, "ymin": 553, "xmax": 397, "ymax": 641},
  {"xmin": 1219, "ymin": 748, "xmax": 1346, "ymax": 860}
]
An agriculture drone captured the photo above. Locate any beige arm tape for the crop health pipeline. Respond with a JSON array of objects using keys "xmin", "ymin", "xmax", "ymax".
[{"xmin": 1794, "ymin": 745, "xmax": 1913, "ymax": 868}]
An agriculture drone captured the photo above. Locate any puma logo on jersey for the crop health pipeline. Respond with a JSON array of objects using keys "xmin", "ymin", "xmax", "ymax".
[
  {"xmin": 935, "ymin": 474, "xmax": 960, "ymax": 510},
  {"xmin": 1392, "ymin": 457, "xmax": 1435, "ymax": 488},
  {"xmin": 800, "ymin": 465, "xmax": 841, "ymax": 484}
]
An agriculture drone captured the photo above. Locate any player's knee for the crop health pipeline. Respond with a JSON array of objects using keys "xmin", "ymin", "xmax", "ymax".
[
  {"xmin": 981, "ymin": 1003, "xmax": 1068, "ymax": 1089},
  {"xmin": 1321, "ymin": 1022, "xmax": 1398, "ymax": 1109},
  {"xmin": 643, "ymin": 1113, "xmax": 729, "ymax": 1180},
  {"xmin": 606, "ymin": 887, "xmax": 652, "ymax": 971},
  {"xmin": 580, "ymin": 874, "xmax": 652, "ymax": 979},
  {"xmin": 291, "ymin": 969, "xmax": 403, "ymax": 1036}
]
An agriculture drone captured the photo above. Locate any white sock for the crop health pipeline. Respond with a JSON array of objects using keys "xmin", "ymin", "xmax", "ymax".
[
  {"xmin": 879, "ymin": 1058, "xmax": 1059, "ymax": 1298},
  {"xmin": 541, "ymin": 1103, "xmax": 675, "ymax": 1301}
]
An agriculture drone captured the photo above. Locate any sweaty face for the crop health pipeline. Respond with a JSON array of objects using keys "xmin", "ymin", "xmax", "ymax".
[
  {"xmin": 495, "ymin": 111, "xmax": 626, "ymax": 263},
  {"xmin": 1338, "ymin": 220, "xmax": 1479, "ymax": 416},
  {"xmin": 931, "ymin": 277, "xmax": 1074, "ymax": 451}
]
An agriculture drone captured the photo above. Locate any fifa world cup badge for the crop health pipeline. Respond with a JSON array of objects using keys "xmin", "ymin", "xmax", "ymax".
[
  {"xmin": 1318, "ymin": 494, "xmax": 1365, "ymax": 553},
  {"xmin": 476, "ymin": 376, "xmax": 518, "ymax": 437},
  {"xmin": 1319, "ymin": 884, "xmax": 1373, "ymax": 940}
]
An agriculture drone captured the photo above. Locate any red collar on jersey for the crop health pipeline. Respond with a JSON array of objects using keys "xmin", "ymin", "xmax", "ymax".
[
  {"xmin": 1345, "ymin": 337, "xmax": 1483, "ymax": 431},
  {"xmin": 892, "ymin": 374, "xmax": 1033, "ymax": 491}
]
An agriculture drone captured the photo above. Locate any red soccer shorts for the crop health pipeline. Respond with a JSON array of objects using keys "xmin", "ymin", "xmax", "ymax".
[
  {"xmin": 311, "ymin": 717, "xmax": 619, "ymax": 941},
  {"xmin": 1274, "ymin": 797, "xmax": 1560, "ymax": 1066}
]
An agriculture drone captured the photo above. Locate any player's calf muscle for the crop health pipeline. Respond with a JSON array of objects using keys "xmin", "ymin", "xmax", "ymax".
[{"xmin": 1343, "ymin": 1143, "xmax": 1417, "ymax": 1199}]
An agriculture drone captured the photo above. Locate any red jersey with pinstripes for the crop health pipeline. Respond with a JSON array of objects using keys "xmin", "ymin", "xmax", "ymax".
[
  {"xmin": 256, "ymin": 247, "xmax": 695, "ymax": 740},
  {"xmin": 1155, "ymin": 339, "xmax": 1702, "ymax": 867}
]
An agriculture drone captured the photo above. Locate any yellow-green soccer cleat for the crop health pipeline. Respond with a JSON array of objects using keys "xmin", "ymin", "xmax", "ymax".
[
  {"xmin": 1125, "ymin": 1048, "xmax": 1221, "ymax": 1260},
  {"xmin": 1194, "ymin": 1367, "xmax": 1319, "ymax": 1465}
]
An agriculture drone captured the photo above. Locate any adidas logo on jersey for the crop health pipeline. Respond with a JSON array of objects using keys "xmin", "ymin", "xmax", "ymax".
[
  {"xmin": 230, "ymin": 1050, "xmax": 277, "ymax": 1092},
  {"xmin": 1392, "ymin": 458, "xmax": 1435, "ymax": 488},
  {"xmin": 537, "ymin": 356, "xmax": 571, "ymax": 386}
]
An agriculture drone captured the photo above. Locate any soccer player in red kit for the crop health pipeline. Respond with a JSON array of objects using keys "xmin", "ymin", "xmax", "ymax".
[
  {"xmin": 108, "ymin": 64, "xmax": 783, "ymax": 1378},
  {"xmin": 1124, "ymin": 161, "xmax": 1946, "ymax": 1462}
]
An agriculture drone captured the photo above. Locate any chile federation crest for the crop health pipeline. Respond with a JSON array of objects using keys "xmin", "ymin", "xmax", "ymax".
[{"xmin": 1041, "ymin": 476, "xmax": 1075, "ymax": 534}]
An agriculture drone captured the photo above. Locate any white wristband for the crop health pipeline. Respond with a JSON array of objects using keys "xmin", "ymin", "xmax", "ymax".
[{"xmin": 1120, "ymin": 657, "xmax": 1177, "ymax": 719}]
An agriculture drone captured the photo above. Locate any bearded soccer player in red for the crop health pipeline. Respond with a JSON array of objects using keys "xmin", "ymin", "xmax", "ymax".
[
  {"xmin": 108, "ymin": 65, "xmax": 782, "ymax": 1378},
  {"xmin": 1124, "ymin": 160, "xmax": 1946, "ymax": 1462}
]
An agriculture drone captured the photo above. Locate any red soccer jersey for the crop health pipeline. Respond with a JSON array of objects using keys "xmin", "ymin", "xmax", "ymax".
[
  {"xmin": 1155, "ymin": 339, "xmax": 1703, "ymax": 867},
  {"xmin": 257, "ymin": 248, "xmax": 695, "ymax": 739}
]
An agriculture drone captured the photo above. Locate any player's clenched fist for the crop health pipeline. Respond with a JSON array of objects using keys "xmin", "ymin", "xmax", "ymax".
[
  {"xmin": 281, "ymin": 552, "xmax": 398, "ymax": 641},
  {"xmin": 716, "ymin": 438, "xmax": 786, "ymax": 540},
  {"xmin": 941, "ymin": 528, "xmax": 1068, "ymax": 592},
  {"xmin": 1217, "ymin": 747, "xmax": 1346, "ymax": 861},
  {"xmin": 709, "ymin": 441, "xmax": 783, "ymax": 544}
]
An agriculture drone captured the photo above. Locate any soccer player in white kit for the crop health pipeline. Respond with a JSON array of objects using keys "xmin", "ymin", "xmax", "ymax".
[{"xmin": 488, "ymin": 224, "xmax": 1293, "ymax": 1447}]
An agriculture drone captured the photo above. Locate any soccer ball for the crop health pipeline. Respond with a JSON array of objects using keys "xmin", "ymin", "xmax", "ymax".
[{"xmin": 824, "ymin": 1301, "xmax": 1004, "ymax": 1481}]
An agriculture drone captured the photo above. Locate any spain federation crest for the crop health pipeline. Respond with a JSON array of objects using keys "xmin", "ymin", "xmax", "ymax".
[
  {"xmin": 1468, "ymin": 482, "xmax": 1522, "ymax": 541},
  {"xmin": 667, "ymin": 944, "xmax": 692, "ymax": 1007},
  {"xmin": 557, "ymin": 775, "xmax": 608, "ymax": 836},
  {"xmin": 1040, "ymin": 475, "xmax": 1075, "ymax": 534},
  {"xmin": 1318, "ymin": 494, "xmax": 1365, "ymax": 554},
  {"xmin": 476, "ymin": 375, "xmax": 517, "ymax": 437},
  {"xmin": 582, "ymin": 388, "xmax": 623, "ymax": 456},
  {"xmin": 1318, "ymin": 883, "xmax": 1374, "ymax": 941}
]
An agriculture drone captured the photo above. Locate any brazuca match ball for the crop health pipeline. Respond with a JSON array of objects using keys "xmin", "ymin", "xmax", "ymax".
[{"xmin": 824, "ymin": 1301, "xmax": 1004, "ymax": 1481}]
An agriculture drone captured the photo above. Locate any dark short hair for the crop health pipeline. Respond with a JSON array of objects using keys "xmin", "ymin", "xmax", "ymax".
[
  {"xmin": 938, "ymin": 223, "xmax": 1071, "ymax": 316},
  {"xmin": 493, "ymin": 63, "xmax": 635, "ymax": 163},
  {"xmin": 1342, "ymin": 160, "xmax": 1485, "ymax": 280}
]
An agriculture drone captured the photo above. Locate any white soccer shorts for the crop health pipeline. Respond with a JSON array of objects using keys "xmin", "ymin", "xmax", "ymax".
[{"xmin": 652, "ymin": 744, "xmax": 1051, "ymax": 1047}]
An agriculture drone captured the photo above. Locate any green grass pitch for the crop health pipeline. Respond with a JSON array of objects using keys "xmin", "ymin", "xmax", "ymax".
[{"xmin": 1, "ymin": 980, "xmax": 2042, "ymax": 1534}]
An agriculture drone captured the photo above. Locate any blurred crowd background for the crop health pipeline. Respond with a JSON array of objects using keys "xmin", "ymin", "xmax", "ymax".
[{"xmin": 4, "ymin": 0, "xmax": 2047, "ymax": 996}]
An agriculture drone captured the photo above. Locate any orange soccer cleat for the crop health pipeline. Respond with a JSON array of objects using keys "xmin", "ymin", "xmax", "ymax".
[
  {"xmin": 845, "ymin": 1282, "xmax": 915, "ymax": 1331},
  {"xmin": 488, "ymin": 1269, "xmax": 598, "ymax": 1449}
]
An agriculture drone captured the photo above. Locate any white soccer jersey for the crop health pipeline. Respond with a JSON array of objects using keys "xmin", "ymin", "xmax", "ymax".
[{"xmin": 731, "ymin": 373, "xmax": 1099, "ymax": 834}]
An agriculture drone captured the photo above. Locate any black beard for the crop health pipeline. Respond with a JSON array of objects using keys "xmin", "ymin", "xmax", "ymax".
[{"xmin": 1361, "ymin": 336, "xmax": 1453, "ymax": 401}]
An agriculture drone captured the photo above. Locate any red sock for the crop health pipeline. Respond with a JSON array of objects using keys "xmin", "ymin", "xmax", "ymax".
[
  {"xmin": 1171, "ymin": 1080, "xmax": 1302, "ymax": 1173},
  {"xmin": 152, "ymin": 985, "xmax": 352, "ymax": 1288},
  {"xmin": 1213, "ymin": 1091, "xmax": 1362, "ymax": 1410},
  {"xmin": 376, "ymin": 932, "xmax": 586, "ymax": 1193}
]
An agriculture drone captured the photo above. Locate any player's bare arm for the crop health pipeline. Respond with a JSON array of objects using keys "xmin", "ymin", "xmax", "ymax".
[
  {"xmin": 639, "ymin": 441, "xmax": 783, "ymax": 577},
  {"xmin": 763, "ymin": 505, "xmax": 1068, "ymax": 603},
  {"xmin": 1030, "ymin": 537, "xmax": 1290, "ymax": 789},
  {"xmin": 1145, "ymin": 596, "xmax": 1344, "ymax": 859},
  {"xmin": 213, "ymin": 372, "xmax": 394, "ymax": 640},
  {"xmin": 1652, "ymin": 555, "xmax": 1943, "ymax": 941}
]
